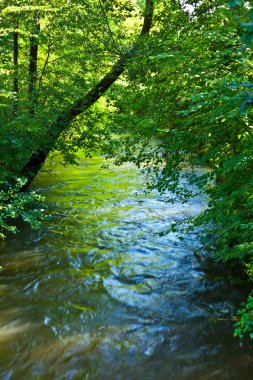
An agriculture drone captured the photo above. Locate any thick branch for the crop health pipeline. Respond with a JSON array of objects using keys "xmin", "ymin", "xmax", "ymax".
[
  {"xmin": 56, "ymin": 0, "xmax": 154, "ymax": 125},
  {"xmin": 59, "ymin": 57, "xmax": 125, "ymax": 124},
  {"xmin": 21, "ymin": 0, "xmax": 154, "ymax": 186},
  {"xmin": 140, "ymin": 0, "xmax": 154, "ymax": 35}
]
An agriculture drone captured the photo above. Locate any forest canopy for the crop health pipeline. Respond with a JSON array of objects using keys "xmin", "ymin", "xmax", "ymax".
[{"xmin": 0, "ymin": 0, "xmax": 253, "ymax": 337}]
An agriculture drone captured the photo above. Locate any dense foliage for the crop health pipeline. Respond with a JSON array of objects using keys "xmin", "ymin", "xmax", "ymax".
[
  {"xmin": 0, "ymin": 0, "xmax": 144, "ymax": 234},
  {"xmin": 95, "ymin": 0, "xmax": 253, "ymax": 337},
  {"xmin": 0, "ymin": 0, "xmax": 253, "ymax": 337}
]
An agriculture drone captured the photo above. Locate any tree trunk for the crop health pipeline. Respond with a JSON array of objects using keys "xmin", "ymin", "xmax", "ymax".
[
  {"xmin": 20, "ymin": 0, "xmax": 154, "ymax": 188},
  {"xmin": 28, "ymin": 15, "xmax": 40, "ymax": 111},
  {"xmin": 12, "ymin": 18, "xmax": 19, "ymax": 113}
]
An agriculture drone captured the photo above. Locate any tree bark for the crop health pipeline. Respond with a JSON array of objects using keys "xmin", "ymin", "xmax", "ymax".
[{"xmin": 20, "ymin": 0, "xmax": 154, "ymax": 187}]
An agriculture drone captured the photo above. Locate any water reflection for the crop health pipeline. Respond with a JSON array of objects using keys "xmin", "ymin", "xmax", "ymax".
[{"xmin": 0, "ymin": 155, "xmax": 252, "ymax": 379}]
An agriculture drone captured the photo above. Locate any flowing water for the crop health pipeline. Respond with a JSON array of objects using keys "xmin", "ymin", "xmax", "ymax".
[{"xmin": 0, "ymin": 155, "xmax": 252, "ymax": 379}]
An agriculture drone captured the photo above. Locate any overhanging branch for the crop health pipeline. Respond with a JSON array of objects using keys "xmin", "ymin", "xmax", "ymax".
[{"xmin": 21, "ymin": 0, "xmax": 154, "ymax": 186}]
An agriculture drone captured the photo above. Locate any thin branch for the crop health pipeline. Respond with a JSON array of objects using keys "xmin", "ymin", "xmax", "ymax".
[
  {"xmin": 98, "ymin": 0, "xmax": 122, "ymax": 55},
  {"xmin": 37, "ymin": 44, "xmax": 52, "ymax": 89}
]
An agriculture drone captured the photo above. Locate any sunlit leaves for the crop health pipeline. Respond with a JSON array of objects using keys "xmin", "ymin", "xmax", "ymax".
[
  {"xmin": 0, "ymin": 177, "xmax": 46, "ymax": 237},
  {"xmin": 0, "ymin": 0, "xmax": 145, "ymax": 237},
  {"xmin": 95, "ymin": 0, "xmax": 253, "ymax": 338}
]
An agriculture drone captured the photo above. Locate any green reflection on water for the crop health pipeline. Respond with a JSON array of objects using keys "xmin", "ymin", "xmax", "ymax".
[{"xmin": 0, "ymin": 154, "xmax": 252, "ymax": 380}]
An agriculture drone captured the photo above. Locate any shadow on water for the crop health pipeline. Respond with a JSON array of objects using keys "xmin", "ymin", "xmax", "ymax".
[{"xmin": 0, "ymin": 155, "xmax": 253, "ymax": 379}]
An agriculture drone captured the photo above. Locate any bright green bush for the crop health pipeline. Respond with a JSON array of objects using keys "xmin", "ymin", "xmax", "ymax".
[{"xmin": 0, "ymin": 176, "xmax": 46, "ymax": 238}]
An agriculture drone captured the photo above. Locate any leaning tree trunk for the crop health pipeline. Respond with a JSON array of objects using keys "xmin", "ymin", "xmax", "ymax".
[{"xmin": 21, "ymin": 0, "xmax": 154, "ymax": 188}]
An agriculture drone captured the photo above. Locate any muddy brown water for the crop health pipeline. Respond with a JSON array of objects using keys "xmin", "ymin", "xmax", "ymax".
[{"xmin": 0, "ymin": 156, "xmax": 252, "ymax": 379}]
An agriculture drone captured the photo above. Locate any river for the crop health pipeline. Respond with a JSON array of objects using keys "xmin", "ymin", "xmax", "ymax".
[{"xmin": 0, "ymin": 155, "xmax": 252, "ymax": 379}]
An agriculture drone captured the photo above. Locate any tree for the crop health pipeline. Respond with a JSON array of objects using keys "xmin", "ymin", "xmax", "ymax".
[
  {"xmin": 101, "ymin": 0, "xmax": 253, "ymax": 338},
  {"xmin": 0, "ymin": 0, "xmax": 154, "ymax": 235},
  {"xmin": 20, "ymin": 0, "xmax": 154, "ymax": 186}
]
